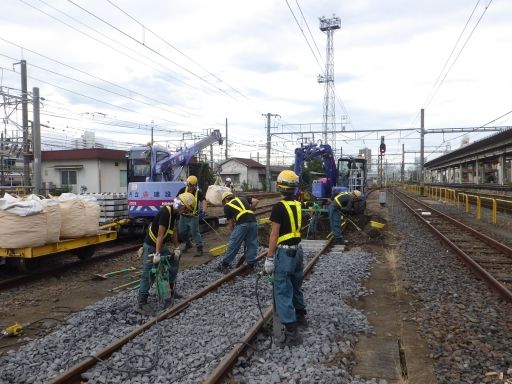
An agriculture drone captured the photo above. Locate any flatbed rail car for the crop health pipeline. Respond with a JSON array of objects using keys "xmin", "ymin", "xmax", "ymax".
[{"xmin": 0, "ymin": 230, "xmax": 117, "ymax": 272}]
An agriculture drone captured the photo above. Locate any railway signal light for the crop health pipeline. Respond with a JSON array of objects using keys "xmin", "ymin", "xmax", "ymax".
[{"xmin": 379, "ymin": 136, "xmax": 386, "ymax": 154}]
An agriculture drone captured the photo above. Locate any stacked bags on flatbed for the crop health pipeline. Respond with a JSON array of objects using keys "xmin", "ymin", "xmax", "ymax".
[{"xmin": 0, "ymin": 193, "xmax": 100, "ymax": 249}]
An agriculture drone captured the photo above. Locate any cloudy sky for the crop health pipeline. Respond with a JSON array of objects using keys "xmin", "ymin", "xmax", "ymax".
[{"xmin": 0, "ymin": 0, "xmax": 510, "ymax": 169}]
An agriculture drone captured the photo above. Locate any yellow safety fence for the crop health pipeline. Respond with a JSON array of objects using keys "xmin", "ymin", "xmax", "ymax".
[{"xmin": 401, "ymin": 183, "xmax": 512, "ymax": 225}]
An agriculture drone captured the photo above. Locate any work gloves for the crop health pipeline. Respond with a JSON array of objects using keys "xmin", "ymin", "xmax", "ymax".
[
  {"xmin": 264, "ymin": 257, "xmax": 274, "ymax": 274},
  {"xmin": 149, "ymin": 253, "xmax": 161, "ymax": 264},
  {"xmin": 198, "ymin": 210, "xmax": 206, "ymax": 220}
]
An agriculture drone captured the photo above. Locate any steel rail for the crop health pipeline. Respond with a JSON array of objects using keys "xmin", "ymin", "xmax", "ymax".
[
  {"xmin": 395, "ymin": 190, "xmax": 512, "ymax": 302},
  {"xmin": 49, "ymin": 250, "xmax": 269, "ymax": 384},
  {"xmin": 203, "ymin": 239, "xmax": 332, "ymax": 384},
  {"xmin": 397, "ymin": 190, "xmax": 512, "ymax": 256}
]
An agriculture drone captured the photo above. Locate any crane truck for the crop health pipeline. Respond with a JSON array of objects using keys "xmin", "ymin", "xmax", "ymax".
[{"xmin": 125, "ymin": 129, "xmax": 223, "ymax": 235}]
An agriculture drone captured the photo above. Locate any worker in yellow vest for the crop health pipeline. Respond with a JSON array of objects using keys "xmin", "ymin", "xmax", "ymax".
[
  {"xmin": 264, "ymin": 170, "xmax": 307, "ymax": 347},
  {"xmin": 328, "ymin": 189, "xmax": 362, "ymax": 245},
  {"xmin": 216, "ymin": 192, "xmax": 259, "ymax": 273},
  {"xmin": 177, "ymin": 175, "xmax": 208, "ymax": 256},
  {"xmin": 137, "ymin": 192, "xmax": 196, "ymax": 315}
]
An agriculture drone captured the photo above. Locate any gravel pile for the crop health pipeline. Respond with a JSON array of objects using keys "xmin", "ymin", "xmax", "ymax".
[
  {"xmin": 389, "ymin": 192, "xmax": 512, "ymax": 383},
  {"xmin": 0, "ymin": 244, "xmax": 375, "ymax": 383}
]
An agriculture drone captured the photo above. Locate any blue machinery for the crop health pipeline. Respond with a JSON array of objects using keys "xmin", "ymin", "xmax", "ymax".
[{"xmin": 294, "ymin": 143, "xmax": 368, "ymax": 200}]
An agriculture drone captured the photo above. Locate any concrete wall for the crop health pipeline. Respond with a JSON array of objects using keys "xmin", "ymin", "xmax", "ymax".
[
  {"xmin": 42, "ymin": 159, "xmax": 127, "ymax": 193},
  {"xmin": 221, "ymin": 159, "xmax": 264, "ymax": 190}
]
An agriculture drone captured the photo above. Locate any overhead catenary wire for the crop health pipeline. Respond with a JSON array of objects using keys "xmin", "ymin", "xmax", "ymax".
[{"xmin": 408, "ymin": 0, "xmax": 493, "ymax": 129}]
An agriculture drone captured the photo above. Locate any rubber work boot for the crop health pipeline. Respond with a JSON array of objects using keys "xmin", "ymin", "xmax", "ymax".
[
  {"xmin": 281, "ymin": 324, "xmax": 303, "ymax": 347},
  {"xmin": 241, "ymin": 264, "xmax": 256, "ymax": 275},
  {"xmin": 194, "ymin": 246, "xmax": 203, "ymax": 257},
  {"xmin": 135, "ymin": 297, "xmax": 154, "ymax": 316},
  {"xmin": 170, "ymin": 284, "xmax": 183, "ymax": 299},
  {"xmin": 216, "ymin": 262, "xmax": 230, "ymax": 273},
  {"xmin": 184, "ymin": 241, "xmax": 193, "ymax": 251},
  {"xmin": 296, "ymin": 313, "xmax": 309, "ymax": 328}
]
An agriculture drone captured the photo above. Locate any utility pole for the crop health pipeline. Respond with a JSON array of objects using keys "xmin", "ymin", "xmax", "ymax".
[
  {"xmin": 150, "ymin": 120, "xmax": 154, "ymax": 145},
  {"xmin": 33, "ymin": 87, "xmax": 41, "ymax": 195},
  {"xmin": 20, "ymin": 60, "xmax": 31, "ymax": 187},
  {"xmin": 225, "ymin": 118, "xmax": 228, "ymax": 160},
  {"xmin": 420, "ymin": 109, "xmax": 425, "ymax": 195},
  {"xmin": 401, "ymin": 143, "xmax": 405, "ymax": 183},
  {"xmin": 263, "ymin": 113, "xmax": 280, "ymax": 192},
  {"xmin": 318, "ymin": 15, "xmax": 341, "ymax": 145},
  {"xmin": 209, "ymin": 129, "xmax": 214, "ymax": 172}
]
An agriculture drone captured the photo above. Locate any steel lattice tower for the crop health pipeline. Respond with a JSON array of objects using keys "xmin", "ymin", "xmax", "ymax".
[{"xmin": 318, "ymin": 15, "xmax": 341, "ymax": 145}]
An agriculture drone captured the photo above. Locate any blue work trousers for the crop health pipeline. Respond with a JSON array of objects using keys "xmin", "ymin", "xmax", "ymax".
[
  {"xmin": 179, "ymin": 215, "xmax": 203, "ymax": 247},
  {"xmin": 222, "ymin": 221, "xmax": 258, "ymax": 267},
  {"xmin": 273, "ymin": 245, "xmax": 305, "ymax": 325},
  {"xmin": 328, "ymin": 204, "xmax": 343, "ymax": 240},
  {"xmin": 138, "ymin": 243, "xmax": 178, "ymax": 301}
]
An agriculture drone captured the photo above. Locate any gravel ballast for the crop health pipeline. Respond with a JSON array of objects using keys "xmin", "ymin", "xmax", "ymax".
[
  {"xmin": 0, "ymin": 245, "xmax": 375, "ymax": 383},
  {"xmin": 388, "ymin": 192, "xmax": 512, "ymax": 383}
]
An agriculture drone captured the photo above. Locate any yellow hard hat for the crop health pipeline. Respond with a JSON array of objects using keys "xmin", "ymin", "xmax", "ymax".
[
  {"xmin": 352, "ymin": 190, "xmax": 362, "ymax": 198},
  {"xmin": 186, "ymin": 175, "xmax": 198, "ymax": 186},
  {"xmin": 221, "ymin": 191, "xmax": 234, "ymax": 202},
  {"xmin": 178, "ymin": 192, "xmax": 196, "ymax": 210},
  {"xmin": 276, "ymin": 170, "xmax": 299, "ymax": 194}
]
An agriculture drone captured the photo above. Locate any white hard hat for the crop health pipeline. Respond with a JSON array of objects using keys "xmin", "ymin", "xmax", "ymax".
[{"xmin": 226, "ymin": 177, "xmax": 232, "ymax": 182}]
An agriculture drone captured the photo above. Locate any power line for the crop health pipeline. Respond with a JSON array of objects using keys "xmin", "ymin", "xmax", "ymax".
[
  {"xmin": 0, "ymin": 50, "xmax": 194, "ymax": 120},
  {"xmin": 17, "ymin": 0, "xmax": 209, "ymax": 96},
  {"xmin": 294, "ymin": 0, "xmax": 324, "ymax": 65},
  {"xmin": 105, "ymin": 0, "xmax": 252, "ymax": 103},
  {"xmin": 0, "ymin": 65, "xmax": 183, "ymax": 126},
  {"xmin": 409, "ymin": 0, "xmax": 493, "ymax": 129},
  {"xmin": 67, "ymin": 0, "xmax": 237, "ymax": 100},
  {"xmin": 284, "ymin": 0, "xmax": 323, "ymax": 72}
]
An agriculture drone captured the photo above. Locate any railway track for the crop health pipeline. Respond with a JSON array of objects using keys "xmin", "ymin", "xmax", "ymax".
[
  {"xmin": 395, "ymin": 189, "xmax": 512, "ymax": 301},
  {"xmin": 0, "ymin": 241, "xmax": 141, "ymax": 291},
  {"xmin": 45, "ymin": 239, "xmax": 333, "ymax": 383}
]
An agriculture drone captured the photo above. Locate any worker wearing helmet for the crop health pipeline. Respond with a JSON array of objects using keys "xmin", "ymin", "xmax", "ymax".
[
  {"xmin": 328, "ymin": 189, "xmax": 362, "ymax": 245},
  {"xmin": 224, "ymin": 177, "xmax": 234, "ymax": 192},
  {"xmin": 176, "ymin": 175, "xmax": 208, "ymax": 257},
  {"xmin": 137, "ymin": 192, "xmax": 196, "ymax": 315},
  {"xmin": 264, "ymin": 169, "xmax": 306, "ymax": 347},
  {"xmin": 216, "ymin": 191, "xmax": 259, "ymax": 273}
]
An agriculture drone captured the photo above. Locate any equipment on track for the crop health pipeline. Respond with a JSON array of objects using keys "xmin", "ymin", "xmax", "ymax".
[
  {"xmin": 93, "ymin": 266, "xmax": 136, "ymax": 280},
  {"xmin": 1, "ymin": 322, "xmax": 24, "ymax": 338},
  {"xmin": 127, "ymin": 130, "xmax": 223, "ymax": 223}
]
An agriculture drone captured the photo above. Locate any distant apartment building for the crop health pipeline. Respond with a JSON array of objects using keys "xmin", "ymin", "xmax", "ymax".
[{"xmin": 359, "ymin": 147, "xmax": 372, "ymax": 171}]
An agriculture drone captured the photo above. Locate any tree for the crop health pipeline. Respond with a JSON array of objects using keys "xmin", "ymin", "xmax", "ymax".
[{"xmin": 299, "ymin": 159, "xmax": 325, "ymax": 192}]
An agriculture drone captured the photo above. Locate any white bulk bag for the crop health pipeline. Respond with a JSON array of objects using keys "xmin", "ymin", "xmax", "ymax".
[
  {"xmin": 41, "ymin": 198, "xmax": 61, "ymax": 244},
  {"xmin": 56, "ymin": 193, "xmax": 100, "ymax": 238},
  {"xmin": 205, "ymin": 185, "xmax": 232, "ymax": 206},
  {"xmin": 0, "ymin": 193, "xmax": 46, "ymax": 248}
]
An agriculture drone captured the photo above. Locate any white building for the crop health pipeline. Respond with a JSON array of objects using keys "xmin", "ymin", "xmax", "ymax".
[
  {"xmin": 220, "ymin": 157, "xmax": 266, "ymax": 191},
  {"xmin": 41, "ymin": 148, "xmax": 127, "ymax": 194}
]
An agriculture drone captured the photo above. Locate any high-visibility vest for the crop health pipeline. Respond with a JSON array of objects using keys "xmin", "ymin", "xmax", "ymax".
[
  {"xmin": 334, "ymin": 192, "xmax": 351, "ymax": 208},
  {"xmin": 226, "ymin": 197, "xmax": 253, "ymax": 221},
  {"xmin": 277, "ymin": 200, "xmax": 302, "ymax": 244},
  {"xmin": 182, "ymin": 187, "xmax": 199, "ymax": 216},
  {"xmin": 148, "ymin": 206, "xmax": 174, "ymax": 243}
]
